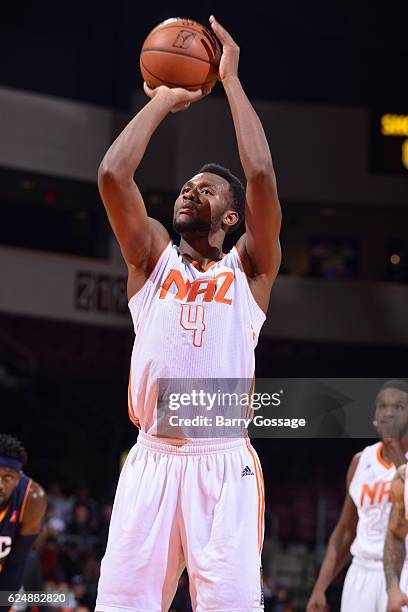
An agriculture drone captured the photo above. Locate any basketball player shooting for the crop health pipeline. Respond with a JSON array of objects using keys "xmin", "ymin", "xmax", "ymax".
[
  {"xmin": 95, "ymin": 15, "xmax": 281, "ymax": 612},
  {"xmin": 307, "ymin": 380, "xmax": 408, "ymax": 612},
  {"xmin": 0, "ymin": 434, "xmax": 47, "ymax": 604}
]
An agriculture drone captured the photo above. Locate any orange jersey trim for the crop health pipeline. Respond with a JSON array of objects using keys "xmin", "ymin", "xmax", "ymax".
[
  {"xmin": 232, "ymin": 246, "xmax": 266, "ymax": 316},
  {"xmin": 245, "ymin": 439, "xmax": 265, "ymax": 553},
  {"xmin": 182, "ymin": 252, "xmax": 226, "ymax": 272},
  {"xmin": 128, "ymin": 367, "xmax": 140, "ymax": 429},
  {"xmin": 376, "ymin": 443, "xmax": 393, "ymax": 470},
  {"xmin": 128, "ymin": 240, "xmax": 172, "ymax": 304},
  {"xmin": 0, "ymin": 503, "xmax": 10, "ymax": 524},
  {"xmin": 19, "ymin": 478, "xmax": 32, "ymax": 523}
]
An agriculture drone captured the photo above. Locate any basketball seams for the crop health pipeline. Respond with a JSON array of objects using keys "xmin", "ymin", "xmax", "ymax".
[
  {"xmin": 140, "ymin": 58, "xmax": 217, "ymax": 89},
  {"xmin": 149, "ymin": 22, "xmax": 217, "ymax": 41},
  {"xmin": 141, "ymin": 47, "xmax": 217, "ymax": 67},
  {"xmin": 140, "ymin": 19, "xmax": 220, "ymax": 91}
]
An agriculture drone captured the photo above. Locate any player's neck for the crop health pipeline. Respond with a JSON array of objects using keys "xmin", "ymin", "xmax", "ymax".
[{"xmin": 179, "ymin": 235, "xmax": 225, "ymax": 266}]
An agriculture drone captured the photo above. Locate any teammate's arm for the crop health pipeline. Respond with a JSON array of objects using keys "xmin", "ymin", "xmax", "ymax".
[
  {"xmin": 384, "ymin": 466, "xmax": 408, "ymax": 612},
  {"xmin": 209, "ymin": 16, "xmax": 281, "ymax": 301},
  {"xmin": 306, "ymin": 453, "xmax": 361, "ymax": 612},
  {"xmin": 0, "ymin": 482, "xmax": 46, "ymax": 591},
  {"xmin": 98, "ymin": 86, "xmax": 205, "ymax": 280}
]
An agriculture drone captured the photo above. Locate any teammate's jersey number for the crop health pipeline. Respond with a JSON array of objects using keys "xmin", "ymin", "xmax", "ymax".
[
  {"xmin": 365, "ymin": 507, "xmax": 385, "ymax": 538},
  {"xmin": 0, "ymin": 536, "xmax": 12, "ymax": 558}
]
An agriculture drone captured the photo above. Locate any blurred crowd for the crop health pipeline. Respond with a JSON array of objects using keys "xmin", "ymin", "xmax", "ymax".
[
  {"xmin": 21, "ymin": 479, "xmax": 344, "ymax": 612},
  {"xmin": 23, "ymin": 483, "xmax": 110, "ymax": 611}
]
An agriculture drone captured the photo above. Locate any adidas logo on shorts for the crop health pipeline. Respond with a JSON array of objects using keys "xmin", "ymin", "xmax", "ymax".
[{"xmin": 241, "ymin": 465, "xmax": 254, "ymax": 477}]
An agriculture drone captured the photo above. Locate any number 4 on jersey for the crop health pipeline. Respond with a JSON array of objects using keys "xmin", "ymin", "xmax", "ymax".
[{"xmin": 179, "ymin": 304, "xmax": 206, "ymax": 347}]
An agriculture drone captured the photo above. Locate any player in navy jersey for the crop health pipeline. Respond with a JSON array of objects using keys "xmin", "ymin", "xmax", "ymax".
[{"xmin": 0, "ymin": 434, "xmax": 47, "ymax": 596}]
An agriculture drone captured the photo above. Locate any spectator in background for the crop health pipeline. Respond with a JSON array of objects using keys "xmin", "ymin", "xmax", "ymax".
[
  {"xmin": 47, "ymin": 482, "xmax": 74, "ymax": 528},
  {"xmin": 40, "ymin": 531, "xmax": 63, "ymax": 582},
  {"xmin": 98, "ymin": 502, "xmax": 112, "ymax": 557},
  {"xmin": 73, "ymin": 487, "xmax": 99, "ymax": 525},
  {"xmin": 65, "ymin": 503, "xmax": 99, "ymax": 554},
  {"xmin": 70, "ymin": 574, "xmax": 94, "ymax": 609}
]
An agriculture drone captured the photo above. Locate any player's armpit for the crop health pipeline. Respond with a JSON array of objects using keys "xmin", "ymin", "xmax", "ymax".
[{"xmin": 19, "ymin": 482, "xmax": 47, "ymax": 535}]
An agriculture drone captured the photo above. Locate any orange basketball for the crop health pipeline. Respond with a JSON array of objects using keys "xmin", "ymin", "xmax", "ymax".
[{"xmin": 140, "ymin": 18, "xmax": 221, "ymax": 91}]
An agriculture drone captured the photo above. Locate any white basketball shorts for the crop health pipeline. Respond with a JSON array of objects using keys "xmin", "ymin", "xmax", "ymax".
[
  {"xmin": 341, "ymin": 557, "xmax": 408, "ymax": 612},
  {"xmin": 96, "ymin": 432, "xmax": 265, "ymax": 612}
]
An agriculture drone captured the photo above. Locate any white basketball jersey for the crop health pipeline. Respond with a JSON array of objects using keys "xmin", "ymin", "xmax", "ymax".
[
  {"xmin": 349, "ymin": 442, "xmax": 398, "ymax": 561},
  {"xmin": 127, "ymin": 242, "xmax": 266, "ymax": 436}
]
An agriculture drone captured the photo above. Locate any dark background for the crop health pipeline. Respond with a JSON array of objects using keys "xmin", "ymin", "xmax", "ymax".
[{"xmin": 1, "ymin": 1, "xmax": 408, "ymax": 610}]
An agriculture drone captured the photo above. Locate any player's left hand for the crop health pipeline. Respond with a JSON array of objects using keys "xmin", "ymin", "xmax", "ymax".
[
  {"xmin": 143, "ymin": 82, "xmax": 210, "ymax": 113},
  {"xmin": 209, "ymin": 15, "xmax": 239, "ymax": 81},
  {"xmin": 386, "ymin": 585, "xmax": 408, "ymax": 611}
]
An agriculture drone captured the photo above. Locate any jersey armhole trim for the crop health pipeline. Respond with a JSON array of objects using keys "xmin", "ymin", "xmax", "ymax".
[
  {"xmin": 232, "ymin": 246, "xmax": 267, "ymax": 320},
  {"xmin": 0, "ymin": 502, "xmax": 10, "ymax": 523},
  {"xmin": 128, "ymin": 240, "xmax": 173, "ymax": 306}
]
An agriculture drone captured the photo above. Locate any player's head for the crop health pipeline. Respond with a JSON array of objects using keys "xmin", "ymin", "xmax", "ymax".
[
  {"xmin": 173, "ymin": 163, "xmax": 245, "ymax": 238},
  {"xmin": 0, "ymin": 434, "xmax": 27, "ymax": 505},
  {"xmin": 374, "ymin": 380, "xmax": 408, "ymax": 440}
]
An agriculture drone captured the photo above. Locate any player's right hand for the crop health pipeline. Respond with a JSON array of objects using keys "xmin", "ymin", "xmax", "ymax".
[
  {"xmin": 386, "ymin": 586, "xmax": 408, "ymax": 612},
  {"xmin": 306, "ymin": 589, "xmax": 328, "ymax": 612},
  {"xmin": 143, "ymin": 82, "xmax": 210, "ymax": 113}
]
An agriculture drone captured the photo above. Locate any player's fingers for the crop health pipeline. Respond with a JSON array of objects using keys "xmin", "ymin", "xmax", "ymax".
[
  {"xmin": 209, "ymin": 15, "xmax": 236, "ymax": 45},
  {"xmin": 143, "ymin": 81, "xmax": 155, "ymax": 98},
  {"xmin": 187, "ymin": 88, "xmax": 205, "ymax": 102}
]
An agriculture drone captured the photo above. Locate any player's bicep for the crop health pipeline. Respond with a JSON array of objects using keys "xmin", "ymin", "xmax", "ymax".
[
  {"xmin": 98, "ymin": 169, "xmax": 152, "ymax": 266},
  {"xmin": 336, "ymin": 492, "xmax": 358, "ymax": 533},
  {"xmin": 334, "ymin": 453, "xmax": 360, "ymax": 532}
]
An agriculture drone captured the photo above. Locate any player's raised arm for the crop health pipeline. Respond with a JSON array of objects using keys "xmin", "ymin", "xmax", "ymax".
[
  {"xmin": 306, "ymin": 453, "xmax": 360, "ymax": 612},
  {"xmin": 384, "ymin": 466, "xmax": 408, "ymax": 612},
  {"xmin": 98, "ymin": 86, "xmax": 206, "ymax": 271},
  {"xmin": 209, "ymin": 16, "xmax": 282, "ymax": 288}
]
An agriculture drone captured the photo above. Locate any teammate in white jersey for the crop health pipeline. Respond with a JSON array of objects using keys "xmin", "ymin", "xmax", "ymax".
[
  {"xmin": 95, "ymin": 16, "xmax": 281, "ymax": 612},
  {"xmin": 307, "ymin": 380, "xmax": 408, "ymax": 612}
]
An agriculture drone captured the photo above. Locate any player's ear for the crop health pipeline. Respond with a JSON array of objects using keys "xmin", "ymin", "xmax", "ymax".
[{"xmin": 223, "ymin": 210, "xmax": 239, "ymax": 231}]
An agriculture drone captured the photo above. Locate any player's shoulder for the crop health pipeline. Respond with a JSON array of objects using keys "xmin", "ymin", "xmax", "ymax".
[
  {"xmin": 346, "ymin": 451, "xmax": 363, "ymax": 485},
  {"xmin": 351, "ymin": 450, "xmax": 363, "ymax": 463},
  {"xmin": 25, "ymin": 480, "xmax": 47, "ymax": 515},
  {"xmin": 351, "ymin": 441, "xmax": 380, "ymax": 464}
]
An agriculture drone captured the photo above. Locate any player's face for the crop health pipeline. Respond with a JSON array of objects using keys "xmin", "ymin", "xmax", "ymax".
[
  {"xmin": 375, "ymin": 388, "xmax": 408, "ymax": 439},
  {"xmin": 0, "ymin": 467, "xmax": 21, "ymax": 506},
  {"xmin": 173, "ymin": 172, "xmax": 236, "ymax": 235}
]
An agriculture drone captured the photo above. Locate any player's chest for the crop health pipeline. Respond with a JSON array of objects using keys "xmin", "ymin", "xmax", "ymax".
[
  {"xmin": 158, "ymin": 265, "xmax": 237, "ymax": 306},
  {"xmin": 352, "ymin": 466, "xmax": 395, "ymax": 509}
]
